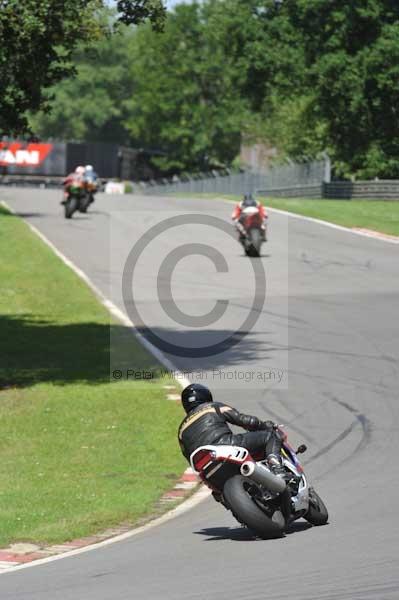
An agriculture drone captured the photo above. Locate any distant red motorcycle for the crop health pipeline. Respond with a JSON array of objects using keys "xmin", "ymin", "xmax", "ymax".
[{"xmin": 237, "ymin": 205, "xmax": 266, "ymax": 257}]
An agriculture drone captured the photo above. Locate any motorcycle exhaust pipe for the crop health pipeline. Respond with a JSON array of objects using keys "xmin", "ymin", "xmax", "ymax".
[{"xmin": 240, "ymin": 461, "xmax": 286, "ymax": 494}]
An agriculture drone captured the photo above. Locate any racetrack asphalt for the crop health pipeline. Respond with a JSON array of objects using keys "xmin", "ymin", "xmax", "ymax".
[{"xmin": 1, "ymin": 189, "xmax": 398, "ymax": 599}]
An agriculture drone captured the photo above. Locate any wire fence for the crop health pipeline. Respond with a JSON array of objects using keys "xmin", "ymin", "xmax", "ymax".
[{"xmin": 139, "ymin": 157, "xmax": 330, "ymax": 197}]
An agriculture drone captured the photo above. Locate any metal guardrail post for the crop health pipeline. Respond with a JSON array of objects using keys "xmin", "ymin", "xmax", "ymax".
[{"xmin": 322, "ymin": 152, "xmax": 331, "ymax": 183}]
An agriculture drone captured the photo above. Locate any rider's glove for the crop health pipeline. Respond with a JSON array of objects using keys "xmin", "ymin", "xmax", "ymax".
[{"xmin": 262, "ymin": 420, "xmax": 276, "ymax": 430}]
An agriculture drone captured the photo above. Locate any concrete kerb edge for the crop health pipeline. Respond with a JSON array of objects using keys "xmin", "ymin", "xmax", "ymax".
[{"xmin": 0, "ymin": 486, "xmax": 210, "ymax": 575}]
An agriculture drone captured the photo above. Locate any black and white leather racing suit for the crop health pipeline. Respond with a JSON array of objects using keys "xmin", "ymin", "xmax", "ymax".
[{"xmin": 178, "ymin": 401, "xmax": 282, "ymax": 462}]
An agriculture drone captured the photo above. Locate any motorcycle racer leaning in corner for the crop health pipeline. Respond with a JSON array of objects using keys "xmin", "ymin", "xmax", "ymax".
[
  {"xmin": 178, "ymin": 384, "xmax": 285, "ymax": 499},
  {"xmin": 232, "ymin": 193, "xmax": 268, "ymax": 241}
]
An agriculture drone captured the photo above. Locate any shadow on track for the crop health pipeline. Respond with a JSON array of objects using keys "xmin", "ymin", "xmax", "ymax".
[
  {"xmin": 285, "ymin": 521, "xmax": 313, "ymax": 535},
  {"xmin": 238, "ymin": 254, "xmax": 271, "ymax": 259},
  {"xmin": 132, "ymin": 324, "xmax": 285, "ymax": 368},
  {"xmin": 10, "ymin": 212, "xmax": 48, "ymax": 219},
  {"xmin": 195, "ymin": 521, "xmax": 313, "ymax": 542},
  {"xmin": 194, "ymin": 526, "xmax": 258, "ymax": 542}
]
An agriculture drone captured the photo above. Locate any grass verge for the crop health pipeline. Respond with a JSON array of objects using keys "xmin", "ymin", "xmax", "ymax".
[
  {"xmin": 175, "ymin": 193, "xmax": 399, "ymax": 237},
  {"xmin": 0, "ymin": 203, "xmax": 185, "ymax": 547},
  {"xmin": 265, "ymin": 198, "xmax": 399, "ymax": 237}
]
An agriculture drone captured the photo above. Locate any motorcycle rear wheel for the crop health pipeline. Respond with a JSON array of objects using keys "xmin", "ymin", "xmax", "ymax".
[
  {"xmin": 223, "ymin": 475, "xmax": 285, "ymax": 539},
  {"xmin": 304, "ymin": 487, "xmax": 328, "ymax": 525},
  {"xmin": 245, "ymin": 228, "xmax": 262, "ymax": 257},
  {"xmin": 64, "ymin": 196, "xmax": 78, "ymax": 219}
]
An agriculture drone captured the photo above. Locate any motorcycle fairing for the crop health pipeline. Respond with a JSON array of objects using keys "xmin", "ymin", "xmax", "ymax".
[
  {"xmin": 279, "ymin": 445, "xmax": 309, "ymax": 513},
  {"xmin": 242, "ymin": 206, "xmax": 259, "ymax": 216},
  {"xmin": 282, "ymin": 442, "xmax": 304, "ymax": 473},
  {"xmin": 189, "ymin": 445, "xmax": 249, "ymax": 472},
  {"xmin": 190, "ymin": 445, "xmax": 251, "ymax": 492}
]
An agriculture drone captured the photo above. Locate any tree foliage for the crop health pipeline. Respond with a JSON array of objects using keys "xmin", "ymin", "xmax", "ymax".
[
  {"xmin": 123, "ymin": 3, "xmax": 245, "ymax": 171},
  {"xmin": 0, "ymin": 0, "xmax": 166, "ymax": 136},
  {"xmin": 31, "ymin": 3, "xmax": 246, "ymax": 172},
  {"xmin": 116, "ymin": 0, "xmax": 166, "ymax": 31},
  {"xmin": 240, "ymin": 0, "xmax": 399, "ymax": 178},
  {"xmin": 277, "ymin": 0, "xmax": 399, "ymax": 178},
  {"xmin": 18, "ymin": 0, "xmax": 399, "ymax": 178},
  {"xmin": 30, "ymin": 29, "xmax": 134, "ymax": 144}
]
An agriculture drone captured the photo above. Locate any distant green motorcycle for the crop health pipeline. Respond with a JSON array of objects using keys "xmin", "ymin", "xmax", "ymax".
[{"xmin": 63, "ymin": 179, "xmax": 91, "ymax": 219}]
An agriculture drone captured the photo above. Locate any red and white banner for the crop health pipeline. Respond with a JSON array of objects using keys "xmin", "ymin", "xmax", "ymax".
[{"xmin": 0, "ymin": 142, "xmax": 53, "ymax": 167}]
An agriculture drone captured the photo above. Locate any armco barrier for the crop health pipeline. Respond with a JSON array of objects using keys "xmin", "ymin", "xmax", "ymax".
[
  {"xmin": 323, "ymin": 180, "xmax": 399, "ymax": 200},
  {"xmin": 0, "ymin": 175, "xmax": 64, "ymax": 188},
  {"xmin": 257, "ymin": 184, "xmax": 322, "ymax": 198}
]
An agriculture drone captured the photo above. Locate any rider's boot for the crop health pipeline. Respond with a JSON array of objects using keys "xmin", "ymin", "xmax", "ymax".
[
  {"xmin": 265, "ymin": 429, "xmax": 285, "ymax": 476},
  {"xmin": 267, "ymin": 454, "xmax": 300, "ymax": 487},
  {"xmin": 261, "ymin": 226, "xmax": 267, "ymax": 241}
]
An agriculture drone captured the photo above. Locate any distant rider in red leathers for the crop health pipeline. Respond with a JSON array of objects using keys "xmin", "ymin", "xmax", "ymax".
[
  {"xmin": 61, "ymin": 165, "xmax": 85, "ymax": 204},
  {"xmin": 232, "ymin": 193, "xmax": 268, "ymax": 241}
]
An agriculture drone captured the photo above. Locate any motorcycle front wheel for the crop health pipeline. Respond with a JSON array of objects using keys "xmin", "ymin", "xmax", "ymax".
[
  {"xmin": 79, "ymin": 194, "xmax": 90, "ymax": 213},
  {"xmin": 304, "ymin": 487, "xmax": 329, "ymax": 525},
  {"xmin": 223, "ymin": 475, "xmax": 285, "ymax": 539},
  {"xmin": 64, "ymin": 196, "xmax": 78, "ymax": 219}
]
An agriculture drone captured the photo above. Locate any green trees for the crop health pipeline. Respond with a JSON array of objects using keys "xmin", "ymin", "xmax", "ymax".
[
  {"xmin": 31, "ymin": 3, "xmax": 245, "ymax": 173},
  {"xmin": 10, "ymin": 0, "xmax": 399, "ymax": 178},
  {"xmin": 283, "ymin": 0, "xmax": 399, "ymax": 177},
  {"xmin": 0, "ymin": 0, "xmax": 166, "ymax": 135},
  {"xmin": 124, "ymin": 4, "xmax": 244, "ymax": 171},
  {"xmin": 30, "ymin": 30, "xmax": 135, "ymax": 144},
  {"xmin": 241, "ymin": 0, "xmax": 399, "ymax": 178}
]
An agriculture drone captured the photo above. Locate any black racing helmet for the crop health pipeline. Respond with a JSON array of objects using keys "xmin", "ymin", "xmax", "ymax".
[
  {"xmin": 181, "ymin": 384, "xmax": 213, "ymax": 413},
  {"xmin": 242, "ymin": 193, "xmax": 257, "ymax": 207}
]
